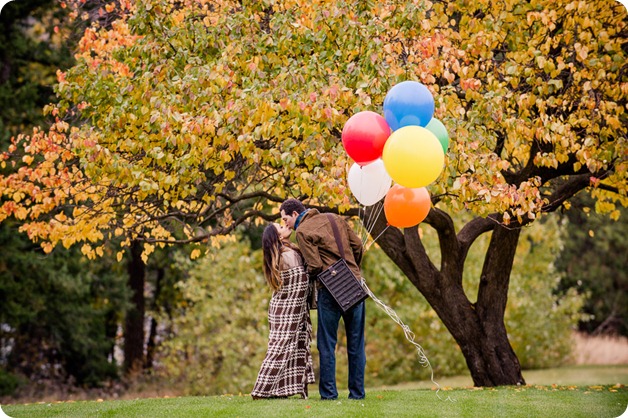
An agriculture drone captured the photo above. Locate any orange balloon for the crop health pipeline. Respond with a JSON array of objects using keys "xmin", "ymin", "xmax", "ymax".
[{"xmin": 384, "ymin": 185, "xmax": 431, "ymax": 228}]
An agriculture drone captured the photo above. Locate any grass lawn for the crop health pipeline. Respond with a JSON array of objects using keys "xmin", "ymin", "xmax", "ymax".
[
  {"xmin": 2, "ymin": 366, "xmax": 627, "ymax": 418},
  {"xmin": 2, "ymin": 385, "xmax": 626, "ymax": 418},
  {"xmin": 381, "ymin": 364, "xmax": 628, "ymax": 390}
]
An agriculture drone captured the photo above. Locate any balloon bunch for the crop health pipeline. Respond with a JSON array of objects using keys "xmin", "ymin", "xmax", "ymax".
[{"xmin": 342, "ymin": 81, "xmax": 449, "ymax": 230}]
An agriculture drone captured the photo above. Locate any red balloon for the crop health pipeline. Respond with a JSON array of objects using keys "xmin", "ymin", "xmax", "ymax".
[
  {"xmin": 341, "ymin": 111, "xmax": 391, "ymax": 165},
  {"xmin": 384, "ymin": 185, "xmax": 431, "ymax": 228}
]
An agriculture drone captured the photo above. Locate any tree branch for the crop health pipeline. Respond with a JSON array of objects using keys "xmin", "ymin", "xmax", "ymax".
[
  {"xmin": 215, "ymin": 190, "xmax": 285, "ymax": 204},
  {"xmin": 541, "ymin": 173, "xmax": 593, "ymax": 213},
  {"xmin": 476, "ymin": 225, "xmax": 521, "ymax": 321},
  {"xmin": 596, "ymin": 183, "xmax": 619, "ymax": 194},
  {"xmin": 424, "ymin": 207, "xmax": 462, "ymax": 280},
  {"xmin": 457, "ymin": 215, "xmax": 498, "ymax": 261},
  {"xmin": 144, "ymin": 209, "xmax": 278, "ymax": 244},
  {"xmin": 402, "ymin": 225, "xmax": 440, "ymax": 292},
  {"xmin": 365, "ymin": 204, "xmax": 416, "ymax": 279}
]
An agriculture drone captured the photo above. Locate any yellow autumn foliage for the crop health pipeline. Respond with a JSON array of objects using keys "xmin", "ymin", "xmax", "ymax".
[{"xmin": 0, "ymin": 0, "xmax": 624, "ymax": 258}]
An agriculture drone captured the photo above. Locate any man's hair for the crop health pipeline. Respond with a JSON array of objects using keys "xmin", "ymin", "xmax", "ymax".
[{"xmin": 280, "ymin": 198, "xmax": 306, "ymax": 215}]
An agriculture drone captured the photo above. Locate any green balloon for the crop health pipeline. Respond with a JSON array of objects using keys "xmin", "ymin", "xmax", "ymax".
[{"xmin": 425, "ymin": 118, "xmax": 449, "ymax": 153}]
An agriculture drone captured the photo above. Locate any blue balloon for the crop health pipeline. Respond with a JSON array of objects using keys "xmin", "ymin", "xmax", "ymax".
[{"xmin": 383, "ymin": 81, "xmax": 435, "ymax": 131}]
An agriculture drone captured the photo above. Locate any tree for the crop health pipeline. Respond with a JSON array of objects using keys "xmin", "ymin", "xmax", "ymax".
[
  {"xmin": 555, "ymin": 195, "xmax": 628, "ymax": 336},
  {"xmin": 0, "ymin": 0, "xmax": 74, "ymax": 145},
  {"xmin": 357, "ymin": 216, "xmax": 585, "ymax": 385},
  {"xmin": 0, "ymin": 0, "xmax": 130, "ymax": 392},
  {"xmin": 0, "ymin": 223, "xmax": 128, "ymax": 388},
  {"xmin": 0, "ymin": 0, "xmax": 625, "ymax": 387},
  {"xmin": 364, "ymin": 0, "xmax": 626, "ymax": 385}
]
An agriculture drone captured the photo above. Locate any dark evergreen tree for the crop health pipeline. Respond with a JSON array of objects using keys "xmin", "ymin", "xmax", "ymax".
[
  {"xmin": 0, "ymin": 0, "xmax": 74, "ymax": 144},
  {"xmin": 555, "ymin": 196, "xmax": 628, "ymax": 336},
  {"xmin": 0, "ymin": 0, "xmax": 129, "ymax": 394},
  {"xmin": 0, "ymin": 223, "xmax": 129, "ymax": 388}
]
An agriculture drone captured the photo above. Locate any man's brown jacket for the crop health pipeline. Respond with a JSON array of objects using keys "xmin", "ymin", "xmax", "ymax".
[{"xmin": 295, "ymin": 209, "xmax": 363, "ymax": 279}]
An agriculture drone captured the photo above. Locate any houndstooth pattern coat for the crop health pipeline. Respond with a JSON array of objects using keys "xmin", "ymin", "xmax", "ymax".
[{"xmin": 251, "ymin": 249, "xmax": 315, "ymax": 399}]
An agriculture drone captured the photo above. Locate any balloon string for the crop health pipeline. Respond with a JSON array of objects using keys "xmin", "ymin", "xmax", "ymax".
[
  {"xmin": 357, "ymin": 167, "xmax": 368, "ymax": 245},
  {"xmin": 359, "ymin": 229, "xmax": 454, "ymax": 402},
  {"xmin": 360, "ymin": 279, "xmax": 456, "ymax": 402},
  {"xmin": 362, "ymin": 201, "xmax": 385, "ymax": 248},
  {"xmin": 371, "ymin": 201, "xmax": 385, "ymax": 233},
  {"xmin": 361, "ymin": 204, "xmax": 372, "ymax": 247},
  {"xmin": 360, "ymin": 205, "xmax": 371, "ymax": 247},
  {"xmin": 361, "ymin": 207, "xmax": 373, "ymax": 247},
  {"xmin": 358, "ymin": 203, "xmax": 366, "ymax": 244},
  {"xmin": 365, "ymin": 201, "xmax": 382, "ymax": 231},
  {"xmin": 364, "ymin": 225, "xmax": 389, "ymax": 252},
  {"xmin": 359, "ymin": 203, "xmax": 370, "ymax": 247},
  {"xmin": 369, "ymin": 203, "xmax": 385, "ymax": 241}
]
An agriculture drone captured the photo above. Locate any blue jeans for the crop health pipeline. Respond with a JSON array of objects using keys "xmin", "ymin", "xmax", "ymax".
[{"xmin": 317, "ymin": 286, "xmax": 366, "ymax": 400}]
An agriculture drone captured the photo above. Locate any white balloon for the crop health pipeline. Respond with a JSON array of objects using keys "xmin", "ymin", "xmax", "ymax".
[{"xmin": 347, "ymin": 159, "xmax": 392, "ymax": 206}]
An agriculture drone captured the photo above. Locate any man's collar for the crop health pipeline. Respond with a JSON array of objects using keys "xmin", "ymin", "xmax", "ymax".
[{"xmin": 294, "ymin": 209, "xmax": 309, "ymax": 230}]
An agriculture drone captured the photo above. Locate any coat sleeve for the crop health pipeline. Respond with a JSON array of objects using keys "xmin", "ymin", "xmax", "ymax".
[
  {"xmin": 345, "ymin": 219, "xmax": 363, "ymax": 267},
  {"xmin": 296, "ymin": 229, "xmax": 323, "ymax": 276}
]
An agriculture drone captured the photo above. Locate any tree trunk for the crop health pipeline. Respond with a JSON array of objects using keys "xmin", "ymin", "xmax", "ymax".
[
  {"xmin": 371, "ymin": 206, "xmax": 526, "ymax": 386},
  {"xmin": 145, "ymin": 266, "xmax": 164, "ymax": 370},
  {"xmin": 124, "ymin": 241, "xmax": 145, "ymax": 374}
]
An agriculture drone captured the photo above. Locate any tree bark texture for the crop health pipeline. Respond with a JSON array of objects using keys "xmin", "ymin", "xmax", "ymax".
[
  {"xmin": 144, "ymin": 266, "xmax": 164, "ymax": 370},
  {"xmin": 370, "ymin": 206, "xmax": 526, "ymax": 386},
  {"xmin": 124, "ymin": 240, "xmax": 145, "ymax": 374}
]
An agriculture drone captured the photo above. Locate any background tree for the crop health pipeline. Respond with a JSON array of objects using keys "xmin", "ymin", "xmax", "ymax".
[
  {"xmin": 0, "ymin": 0, "xmax": 132, "ymax": 395},
  {"xmin": 555, "ymin": 196, "xmax": 627, "ymax": 337},
  {"xmin": 0, "ymin": 0, "xmax": 625, "ymax": 387},
  {"xmin": 0, "ymin": 0, "xmax": 74, "ymax": 144},
  {"xmin": 0, "ymin": 223, "xmax": 128, "ymax": 394},
  {"xmin": 0, "ymin": 0, "xmax": 183, "ymax": 392},
  {"xmin": 156, "ymin": 237, "xmax": 269, "ymax": 395}
]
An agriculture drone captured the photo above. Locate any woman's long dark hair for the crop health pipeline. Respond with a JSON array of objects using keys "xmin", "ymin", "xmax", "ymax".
[{"xmin": 262, "ymin": 224, "xmax": 282, "ymax": 291}]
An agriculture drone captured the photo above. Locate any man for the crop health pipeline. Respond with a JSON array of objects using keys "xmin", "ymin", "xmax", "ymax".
[{"xmin": 280, "ymin": 198, "xmax": 366, "ymax": 400}]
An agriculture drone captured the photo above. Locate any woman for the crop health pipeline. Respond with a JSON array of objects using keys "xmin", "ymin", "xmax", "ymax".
[{"xmin": 251, "ymin": 222, "xmax": 315, "ymax": 399}]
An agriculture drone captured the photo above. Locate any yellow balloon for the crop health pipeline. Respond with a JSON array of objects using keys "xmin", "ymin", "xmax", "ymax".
[{"xmin": 382, "ymin": 126, "xmax": 445, "ymax": 188}]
